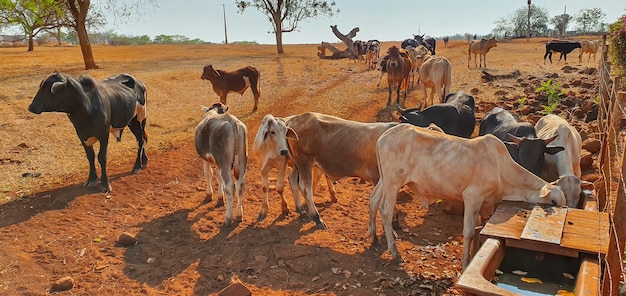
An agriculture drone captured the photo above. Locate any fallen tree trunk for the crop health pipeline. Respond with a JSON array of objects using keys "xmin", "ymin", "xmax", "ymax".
[
  {"xmin": 318, "ymin": 25, "xmax": 360, "ymax": 59},
  {"xmin": 481, "ymin": 69, "xmax": 521, "ymax": 82}
]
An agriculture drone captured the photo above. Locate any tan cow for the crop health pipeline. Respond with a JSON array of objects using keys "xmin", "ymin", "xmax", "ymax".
[
  {"xmin": 194, "ymin": 103, "xmax": 248, "ymax": 227},
  {"xmin": 468, "ymin": 37, "xmax": 498, "ymax": 68},
  {"xmin": 419, "ymin": 55, "xmax": 452, "ymax": 106},
  {"xmin": 578, "ymin": 40, "xmax": 599, "ymax": 63},
  {"xmin": 253, "ymin": 114, "xmax": 336, "ymax": 221},
  {"xmin": 368, "ymin": 124, "xmax": 566, "ymax": 269},
  {"xmin": 285, "ymin": 112, "xmax": 401, "ymax": 229}
]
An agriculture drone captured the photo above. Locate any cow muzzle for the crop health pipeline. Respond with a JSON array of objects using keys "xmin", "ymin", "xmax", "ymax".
[
  {"xmin": 28, "ymin": 104, "xmax": 43, "ymax": 114},
  {"xmin": 280, "ymin": 149, "xmax": 288, "ymax": 156}
]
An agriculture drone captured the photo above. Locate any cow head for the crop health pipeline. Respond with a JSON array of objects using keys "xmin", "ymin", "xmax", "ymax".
[
  {"xmin": 202, "ymin": 102, "xmax": 228, "ymax": 114},
  {"xmin": 413, "ymin": 34, "xmax": 425, "ymax": 43},
  {"xmin": 28, "ymin": 72, "xmax": 77, "ymax": 114},
  {"xmin": 387, "ymin": 46, "xmax": 401, "ymax": 67},
  {"xmin": 550, "ymin": 175, "xmax": 594, "ymax": 208},
  {"xmin": 201, "ymin": 65, "xmax": 219, "ymax": 80},
  {"xmin": 252, "ymin": 114, "xmax": 298, "ymax": 158},
  {"xmin": 537, "ymin": 183, "xmax": 566, "ymax": 206},
  {"xmin": 505, "ymin": 133, "xmax": 564, "ymax": 176},
  {"xmin": 396, "ymin": 102, "xmax": 422, "ymax": 123}
]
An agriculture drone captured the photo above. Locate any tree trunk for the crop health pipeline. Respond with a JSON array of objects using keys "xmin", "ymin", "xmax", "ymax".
[
  {"xmin": 68, "ymin": 0, "xmax": 98, "ymax": 69},
  {"xmin": 273, "ymin": 13, "xmax": 284, "ymax": 54},
  {"xmin": 317, "ymin": 25, "xmax": 360, "ymax": 59},
  {"xmin": 27, "ymin": 32, "xmax": 34, "ymax": 52}
]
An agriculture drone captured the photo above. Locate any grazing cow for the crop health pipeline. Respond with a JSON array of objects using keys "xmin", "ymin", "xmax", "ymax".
[
  {"xmin": 543, "ymin": 41, "xmax": 581, "ymax": 64},
  {"xmin": 365, "ymin": 39, "xmax": 381, "ymax": 70},
  {"xmin": 468, "ymin": 37, "xmax": 498, "ymax": 68},
  {"xmin": 479, "ymin": 107, "xmax": 564, "ymax": 176},
  {"xmin": 368, "ymin": 124, "xmax": 567, "ymax": 269},
  {"xmin": 419, "ymin": 55, "xmax": 452, "ymax": 105},
  {"xmin": 443, "ymin": 36, "xmax": 449, "ymax": 48},
  {"xmin": 535, "ymin": 114, "xmax": 593, "ymax": 208},
  {"xmin": 285, "ymin": 112, "xmax": 401, "ymax": 228},
  {"xmin": 386, "ymin": 46, "xmax": 412, "ymax": 106},
  {"xmin": 397, "ymin": 91, "xmax": 475, "ymax": 138},
  {"xmin": 579, "ymin": 40, "xmax": 599, "ymax": 63},
  {"xmin": 201, "ymin": 64, "xmax": 261, "ymax": 112},
  {"xmin": 194, "ymin": 103, "xmax": 248, "ymax": 226},
  {"xmin": 253, "ymin": 114, "xmax": 336, "ymax": 221},
  {"xmin": 28, "ymin": 72, "xmax": 148, "ymax": 193}
]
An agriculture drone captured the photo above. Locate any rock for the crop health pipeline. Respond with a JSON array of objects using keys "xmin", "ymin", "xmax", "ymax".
[
  {"xmin": 581, "ymin": 81, "xmax": 594, "ymax": 88},
  {"xmin": 582, "ymin": 139, "xmax": 601, "ymax": 154},
  {"xmin": 561, "ymin": 66, "xmax": 574, "ymax": 72},
  {"xmin": 217, "ymin": 282, "xmax": 252, "ymax": 296},
  {"xmin": 494, "ymin": 90, "xmax": 508, "ymax": 96},
  {"xmin": 50, "ymin": 276, "xmax": 75, "ymax": 292},
  {"xmin": 571, "ymin": 79, "xmax": 582, "ymax": 87},
  {"xmin": 17, "ymin": 142, "xmax": 29, "ymax": 148},
  {"xmin": 580, "ymin": 150, "xmax": 593, "ymax": 171},
  {"xmin": 585, "ymin": 107, "xmax": 598, "ymax": 123},
  {"xmin": 117, "ymin": 232, "xmax": 137, "ymax": 246},
  {"xmin": 470, "ymin": 88, "xmax": 480, "ymax": 95},
  {"xmin": 518, "ymin": 105, "xmax": 534, "ymax": 115},
  {"xmin": 562, "ymin": 97, "xmax": 576, "ymax": 107},
  {"xmin": 581, "ymin": 101, "xmax": 596, "ymax": 113},
  {"xmin": 573, "ymin": 107, "xmax": 586, "ymax": 119}
]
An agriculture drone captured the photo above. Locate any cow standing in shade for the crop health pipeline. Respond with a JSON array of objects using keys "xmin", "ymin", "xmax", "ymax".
[
  {"xmin": 28, "ymin": 72, "xmax": 148, "ymax": 193},
  {"xmin": 195, "ymin": 103, "xmax": 248, "ymax": 227},
  {"xmin": 201, "ymin": 65, "xmax": 261, "ymax": 112}
]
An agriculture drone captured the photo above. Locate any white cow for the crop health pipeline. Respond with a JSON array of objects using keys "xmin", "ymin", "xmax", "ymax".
[
  {"xmin": 369, "ymin": 124, "xmax": 566, "ymax": 269},
  {"xmin": 252, "ymin": 114, "xmax": 336, "ymax": 221},
  {"xmin": 535, "ymin": 114, "xmax": 593, "ymax": 208},
  {"xmin": 420, "ymin": 55, "xmax": 452, "ymax": 106},
  {"xmin": 194, "ymin": 103, "xmax": 248, "ymax": 227}
]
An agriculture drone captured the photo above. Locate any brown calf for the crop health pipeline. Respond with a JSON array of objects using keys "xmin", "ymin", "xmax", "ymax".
[
  {"xmin": 201, "ymin": 65, "xmax": 261, "ymax": 112},
  {"xmin": 386, "ymin": 46, "xmax": 412, "ymax": 106}
]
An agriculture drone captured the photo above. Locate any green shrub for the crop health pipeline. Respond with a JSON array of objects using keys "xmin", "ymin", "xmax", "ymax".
[
  {"xmin": 536, "ymin": 79, "xmax": 564, "ymax": 114},
  {"xmin": 609, "ymin": 15, "xmax": 626, "ymax": 90}
]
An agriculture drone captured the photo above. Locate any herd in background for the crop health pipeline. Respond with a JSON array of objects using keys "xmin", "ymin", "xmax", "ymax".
[{"xmin": 26, "ymin": 33, "xmax": 600, "ymax": 269}]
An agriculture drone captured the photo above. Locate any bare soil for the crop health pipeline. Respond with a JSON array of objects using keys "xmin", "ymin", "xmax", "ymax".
[{"xmin": 0, "ymin": 38, "xmax": 601, "ymax": 295}]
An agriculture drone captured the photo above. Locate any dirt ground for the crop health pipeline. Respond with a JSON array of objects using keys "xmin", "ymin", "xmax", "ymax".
[{"xmin": 0, "ymin": 38, "xmax": 603, "ymax": 295}]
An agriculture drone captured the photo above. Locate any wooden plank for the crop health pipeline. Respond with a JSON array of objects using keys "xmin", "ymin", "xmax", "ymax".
[
  {"xmin": 520, "ymin": 205, "xmax": 567, "ymax": 244},
  {"xmin": 480, "ymin": 201, "xmax": 533, "ymax": 240},
  {"xmin": 562, "ymin": 208, "xmax": 610, "ymax": 255},
  {"xmin": 505, "ymin": 238, "xmax": 579, "ymax": 258}
]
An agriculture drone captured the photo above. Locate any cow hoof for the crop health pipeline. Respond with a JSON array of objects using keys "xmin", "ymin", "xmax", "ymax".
[
  {"xmin": 223, "ymin": 220, "xmax": 232, "ymax": 228},
  {"xmin": 131, "ymin": 168, "xmax": 141, "ymax": 174},
  {"xmin": 204, "ymin": 194, "xmax": 212, "ymax": 203},
  {"xmin": 257, "ymin": 212, "xmax": 267, "ymax": 222},
  {"xmin": 100, "ymin": 184, "xmax": 112, "ymax": 193},
  {"xmin": 215, "ymin": 199, "xmax": 224, "ymax": 208},
  {"xmin": 84, "ymin": 179, "xmax": 98, "ymax": 188},
  {"xmin": 392, "ymin": 220, "xmax": 401, "ymax": 230}
]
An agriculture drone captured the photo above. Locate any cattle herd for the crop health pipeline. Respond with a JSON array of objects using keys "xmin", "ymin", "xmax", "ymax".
[{"xmin": 27, "ymin": 35, "xmax": 601, "ymax": 271}]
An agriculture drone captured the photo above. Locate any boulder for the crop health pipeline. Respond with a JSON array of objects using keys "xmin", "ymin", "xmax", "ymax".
[{"xmin": 582, "ymin": 139, "xmax": 602, "ymax": 154}]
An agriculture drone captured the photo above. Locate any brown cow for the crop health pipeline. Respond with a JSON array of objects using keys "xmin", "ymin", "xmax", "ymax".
[
  {"xmin": 201, "ymin": 65, "xmax": 261, "ymax": 112},
  {"xmin": 386, "ymin": 46, "xmax": 412, "ymax": 106},
  {"xmin": 467, "ymin": 37, "xmax": 498, "ymax": 68}
]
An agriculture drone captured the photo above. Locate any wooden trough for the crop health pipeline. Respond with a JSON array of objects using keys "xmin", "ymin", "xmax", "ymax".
[{"xmin": 457, "ymin": 200, "xmax": 609, "ymax": 295}]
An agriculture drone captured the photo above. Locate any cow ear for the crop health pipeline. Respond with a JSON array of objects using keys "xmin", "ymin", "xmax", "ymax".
[
  {"xmin": 51, "ymin": 81, "xmax": 65, "ymax": 94},
  {"xmin": 201, "ymin": 105, "xmax": 211, "ymax": 112},
  {"xmin": 286, "ymin": 127, "xmax": 299, "ymax": 140},
  {"xmin": 545, "ymin": 146, "xmax": 565, "ymax": 155},
  {"xmin": 580, "ymin": 180, "xmax": 594, "ymax": 190}
]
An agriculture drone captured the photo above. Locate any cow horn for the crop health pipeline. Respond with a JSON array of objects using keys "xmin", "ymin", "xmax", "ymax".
[
  {"xmin": 51, "ymin": 81, "xmax": 65, "ymax": 94},
  {"xmin": 396, "ymin": 104, "xmax": 407, "ymax": 113},
  {"xmin": 543, "ymin": 134, "xmax": 558, "ymax": 145},
  {"xmin": 415, "ymin": 101, "xmax": 423, "ymax": 111},
  {"xmin": 507, "ymin": 133, "xmax": 522, "ymax": 145}
]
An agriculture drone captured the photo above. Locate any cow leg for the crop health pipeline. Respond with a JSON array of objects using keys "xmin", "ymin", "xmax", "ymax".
[
  {"xmin": 300, "ymin": 166, "xmax": 326, "ymax": 229},
  {"xmin": 257, "ymin": 165, "xmax": 272, "ymax": 221},
  {"xmin": 97, "ymin": 140, "xmax": 111, "ymax": 193},
  {"xmin": 128, "ymin": 118, "xmax": 147, "ymax": 173},
  {"xmin": 387, "ymin": 84, "xmax": 392, "ymax": 106},
  {"xmin": 219, "ymin": 167, "xmax": 235, "ymax": 227},
  {"xmin": 461, "ymin": 194, "xmax": 481, "ymax": 269},
  {"xmin": 395, "ymin": 83, "xmax": 401, "ymax": 106},
  {"xmin": 276, "ymin": 160, "xmax": 290, "ymax": 215},
  {"xmin": 368, "ymin": 181, "xmax": 384, "ymax": 244},
  {"xmin": 288, "ymin": 166, "xmax": 305, "ymax": 215},
  {"xmin": 483, "ymin": 54, "xmax": 487, "ymax": 68},
  {"xmin": 202, "ymin": 160, "xmax": 214, "ymax": 202},
  {"xmin": 312, "ymin": 166, "xmax": 336, "ymax": 202},
  {"xmin": 377, "ymin": 71, "xmax": 384, "ymax": 87},
  {"xmin": 82, "ymin": 144, "xmax": 99, "ymax": 188},
  {"xmin": 233, "ymin": 162, "xmax": 245, "ymax": 222},
  {"xmin": 380, "ymin": 184, "xmax": 401, "ymax": 261},
  {"xmin": 251, "ymin": 82, "xmax": 260, "ymax": 112}
]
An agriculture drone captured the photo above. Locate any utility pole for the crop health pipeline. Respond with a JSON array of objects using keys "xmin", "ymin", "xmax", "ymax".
[
  {"xmin": 527, "ymin": 0, "xmax": 531, "ymax": 42},
  {"xmin": 222, "ymin": 4, "xmax": 228, "ymax": 44},
  {"xmin": 562, "ymin": 5, "xmax": 567, "ymax": 37}
]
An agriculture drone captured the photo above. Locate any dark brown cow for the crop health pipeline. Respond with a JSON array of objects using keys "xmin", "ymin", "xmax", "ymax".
[
  {"xmin": 386, "ymin": 46, "xmax": 412, "ymax": 106},
  {"xmin": 201, "ymin": 65, "xmax": 261, "ymax": 112}
]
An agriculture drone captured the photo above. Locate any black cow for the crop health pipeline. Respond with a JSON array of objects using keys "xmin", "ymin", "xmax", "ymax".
[
  {"xmin": 397, "ymin": 91, "xmax": 475, "ymax": 138},
  {"xmin": 479, "ymin": 107, "xmax": 564, "ymax": 176},
  {"xmin": 401, "ymin": 34, "xmax": 435, "ymax": 55},
  {"xmin": 28, "ymin": 72, "xmax": 148, "ymax": 193},
  {"xmin": 544, "ymin": 41, "xmax": 581, "ymax": 64}
]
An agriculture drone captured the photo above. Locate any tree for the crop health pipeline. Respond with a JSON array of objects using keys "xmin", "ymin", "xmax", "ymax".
[
  {"xmin": 491, "ymin": 17, "xmax": 510, "ymax": 38},
  {"xmin": 63, "ymin": 0, "xmax": 153, "ymax": 69},
  {"xmin": 550, "ymin": 13, "xmax": 571, "ymax": 37},
  {"xmin": 575, "ymin": 8, "xmax": 606, "ymax": 33},
  {"xmin": 235, "ymin": 0, "xmax": 338, "ymax": 54},
  {"xmin": 514, "ymin": 4, "xmax": 548, "ymax": 37},
  {"xmin": 0, "ymin": 0, "xmax": 65, "ymax": 51}
]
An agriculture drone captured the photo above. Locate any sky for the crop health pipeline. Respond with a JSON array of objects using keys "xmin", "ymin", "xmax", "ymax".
[{"xmin": 101, "ymin": 0, "xmax": 625, "ymax": 44}]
